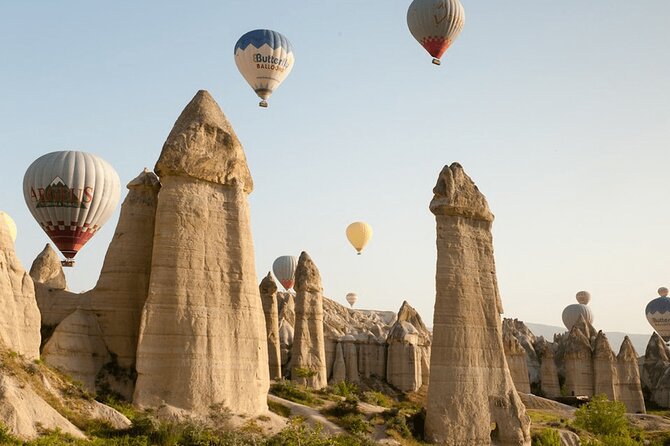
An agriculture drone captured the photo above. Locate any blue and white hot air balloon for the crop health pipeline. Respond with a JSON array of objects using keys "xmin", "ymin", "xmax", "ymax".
[
  {"xmin": 234, "ymin": 29, "xmax": 295, "ymax": 108},
  {"xmin": 646, "ymin": 287, "xmax": 670, "ymax": 342}
]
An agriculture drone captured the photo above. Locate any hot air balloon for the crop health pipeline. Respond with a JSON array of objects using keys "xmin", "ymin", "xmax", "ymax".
[
  {"xmin": 234, "ymin": 29, "xmax": 295, "ymax": 107},
  {"xmin": 562, "ymin": 291, "xmax": 594, "ymax": 330},
  {"xmin": 273, "ymin": 255, "xmax": 298, "ymax": 291},
  {"xmin": 346, "ymin": 292, "xmax": 358, "ymax": 308},
  {"xmin": 346, "ymin": 221, "xmax": 373, "ymax": 255},
  {"xmin": 23, "ymin": 151, "xmax": 121, "ymax": 266},
  {"xmin": 646, "ymin": 287, "xmax": 670, "ymax": 342},
  {"xmin": 407, "ymin": 0, "xmax": 465, "ymax": 65},
  {"xmin": 0, "ymin": 212, "xmax": 17, "ymax": 242}
]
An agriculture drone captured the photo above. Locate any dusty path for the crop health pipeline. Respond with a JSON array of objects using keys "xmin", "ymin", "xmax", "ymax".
[{"xmin": 267, "ymin": 394, "xmax": 344, "ymax": 435}]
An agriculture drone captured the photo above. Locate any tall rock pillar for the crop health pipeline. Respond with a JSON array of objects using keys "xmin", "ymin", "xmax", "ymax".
[
  {"xmin": 291, "ymin": 252, "xmax": 327, "ymax": 389},
  {"xmin": 593, "ymin": 331, "xmax": 618, "ymax": 401},
  {"xmin": 133, "ymin": 90, "xmax": 269, "ymax": 416},
  {"xmin": 425, "ymin": 163, "xmax": 531, "ymax": 446},
  {"xmin": 537, "ymin": 341, "xmax": 561, "ymax": 398},
  {"xmin": 616, "ymin": 336, "xmax": 645, "ymax": 413},
  {"xmin": 260, "ymin": 273, "xmax": 282, "ymax": 380}
]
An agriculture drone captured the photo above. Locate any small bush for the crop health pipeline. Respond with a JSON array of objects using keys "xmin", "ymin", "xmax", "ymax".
[
  {"xmin": 574, "ymin": 395, "xmax": 629, "ymax": 436},
  {"xmin": 267, "ymin": 399, "xmax": 291, "ymax": 418},
  {"xmin": 331, "ymin": 381, "xmax": 359, "ymax": 398},
  {"xmin": 361, "ymin": 391, "xmax": 393, "ymax": 408},
  {"xmin": 270, "ymin": 379, "xmax": 320, "ymax": 406},
  {"xmin": 531, "ymin": 428, "xmax": 562, "ymax": 446}
]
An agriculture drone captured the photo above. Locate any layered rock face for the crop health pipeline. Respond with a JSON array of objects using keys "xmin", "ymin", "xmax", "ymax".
[
  {"xmin": 504, "ymin": 332, "xmax": 531, "ymax": 394},
  {"xmin": 617, "ymin": 336, "xmax": 645, "ymax": 413},
  {"xmin": 291, "ymin": 252, "xmax": 327, "ymax": 389},
  {"xmin": 562, "ymin": 325, "xmax": 594, "ymax": 397},
  {"xmin": 0, "ymin": 216, "xmax": 41, "ymax": 360},
  {"xmin": 642, "ymin": 333, "xmax": 670, "ymax": 408},
  {"xmin": 133, "ymin": 91, "xmax": 269, "ymax": 415},
  {"xmin": 536, "ymin": 340, "xmax": 561, "ymax": 398},
  {"xmin": 593, "ymin": 331, "xmax": 618, "ymax": 401},
  {"xmin": 386, "ymin": 321, "xmax": 422, "ymax": 392},
  {"xmin": 424, "ymin": 163, "xmax": 531, "ymax": 445},
  {"xmin": 260, "ymin": 273, "xmax": 282, "ymax": 380}
]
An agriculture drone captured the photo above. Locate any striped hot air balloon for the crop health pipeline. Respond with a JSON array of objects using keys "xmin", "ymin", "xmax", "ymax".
[
  {"xmin": 234, "ymin": 29, "xmax": 295, "ymax": 107},
  {"xmin": 23, "ymin": 151, "xmax": 121, "ymax": 266},
  {"xmin": 407, "ymin": 0, "xmax": 465, "ymax": 65},
  {"xmin": 346, "ymin": 293, "xmax": 358, "ymax": 308},
  {"xmin": 273, "ymin": 255, "xmax": 298, "ymax": 291}
]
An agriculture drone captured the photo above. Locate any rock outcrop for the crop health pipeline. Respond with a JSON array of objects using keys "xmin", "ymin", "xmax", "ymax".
[
  {"xmin": 593, "ymin": 331, "xmax": 618, "ymax": 401},
  {"xmin": 642, "ymin": 333, "xmax": 670, "ymax": 408},
  {"xmin": 291, "ymin": 252, "xmax": 327, "ymax": 389},
  {"xmin": 562, "ymin": 325, "xmax": 594, "ymax": 397},
  {"xmin": 260, "ymin": 273, "xmax": 282, "ymax": 380},
  {"xmin": 536, "ymin": 339, "xmax": 561, "ymax": 398},
  {"xmin": 617, "ymin": 336, "xmax": 645, "ymax": 413},
  {"xmin": 133, "ymin": 90, "xmax": 269, "ymax": 416},
  {"xmin": 386, "ymin": 321, "xmax": 422, "ymax": 392},
  {"xmin": 424, "ymin": 163, "xmax": 531, "ymax": 445},
  {"xmin": 0, "ymin": 214, "xmax": 41, "ymax": 360},
  {"xmin": 504, "ymin": 332, "xmax": 531, "ymax": 394},
  {"xmin": 29, "ymin": 244, "xmax": 66, "ymax": 290}
]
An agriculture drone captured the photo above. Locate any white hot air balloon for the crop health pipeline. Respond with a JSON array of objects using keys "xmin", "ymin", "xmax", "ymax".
[
  {"xmin": 407, "ymin": 0, "xmax": 465, "ymax": 65},
  {"xmin": 562, "ymin": 291, "xmax": 594, "ymax": 330},
  {"xmin": 346, "ymin": 292, "xmax": 358, "ymax": 308},
  {"xmin": 273, "ymin": 255, "xmax": 298, "ymax": 291},
  {"xmin": 646, "ymin": 287, "xmax": 670, "ymax": 342},
  {"xmin": 234, "ymin": 29, "xmax": 295, "ymax": 107},
  {"xmin": 23, "ymin": 151, "xmax": 121, "ymax": 266},
  {"xmin": 0, "ymin": 212, "xmax": 17, "ymax": 242}
]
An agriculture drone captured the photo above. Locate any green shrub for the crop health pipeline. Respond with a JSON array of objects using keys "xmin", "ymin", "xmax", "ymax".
[
  {"xmin": 361, "ymin": 391, "xmax": 393, "ymax": 408},
  {"xmin": 267, "ymin": 399, "xmax": 291, "ymax": 417},
  {"xmin": 331, "ymin": 381, "xmax": 359, "ymax": 398},
  {"xmin": 574, "ymin": 395, "xmax": 629, "ymax": 436},
  {"xmin": 531, "ymin": 428, "xmax": 562, "ymax": 446},
  {"xmin": 270, "ymin": 380, "xmax": 319, "ymax": 406}
]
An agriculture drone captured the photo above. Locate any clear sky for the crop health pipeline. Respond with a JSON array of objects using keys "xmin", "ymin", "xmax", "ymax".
[{"xmin": 1, "ymin": 1, "xmax": 669, "ymax": 336}]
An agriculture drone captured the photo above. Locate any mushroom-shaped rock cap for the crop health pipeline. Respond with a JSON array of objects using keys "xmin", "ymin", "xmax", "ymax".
[
  {"xmin": 576, "ymin": 291, "xmax": 591, "ymax": 304},
  {"xmin": 155, "ymin": 90, "xmax": 253, "ymax": 192},
  {"xmin": 127, "ymin": 168, "xmax": 161, "ymax": 191},
  {"xmin": 294, "ymin": 251, "xmax": 323, "ymax": 293},
  {"xmin": 430, "ymin": 162, "xmax": 494, "ymax": 222},
  {"xmin": 658, "ymin": 287, "xmax": 669, "ymax": 298},
  {"xmin": 260, "ymin": 272, "xmax": 278, "ymax": 295}
]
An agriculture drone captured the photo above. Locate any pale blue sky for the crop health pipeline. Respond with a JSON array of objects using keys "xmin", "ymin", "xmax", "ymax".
[{"xmin": 1, "ymin": 1, "xmax": 669, "ymax": 337}]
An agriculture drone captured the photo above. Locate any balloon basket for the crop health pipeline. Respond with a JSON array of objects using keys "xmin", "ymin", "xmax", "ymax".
[
  {"xmin": 357, "ymin": 252, "xmax": 361, "ymax": 256},
  {"xmin": 432, "ymin": 58, "xmax": 441, "ymax": 66},
  {"xmin": 259, "ymin": 100, "xmax": 268, "ymax": 108},
  {"xmin": 61, "ymin": 259, "xmax": 75, "ymax": 267}
]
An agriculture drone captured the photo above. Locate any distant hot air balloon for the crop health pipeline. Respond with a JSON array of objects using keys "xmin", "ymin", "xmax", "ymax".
[
  {"xmin": 346, "ymin": 221, "xmax": 373, "ymax": 255},
  {"xmin": 0, "ymin": 212, "xmax": 17, "ymax": 242},
  {"xmin": 23, "ymin": 151, "xmax": 121, "ymax": 266},
  {"xmin": 646, "ymin": 287, "xmax": 670, "ymax": 342},
  {"xmin": 562, "ymin": 291, "xmax": 594, "ymax": 330},
  {"xmin": 407, "ymin": 0, "xmax": 465, "ymax": 65},
  {"xmin": 273, "ymin": 255, "xmax": 298, "ymax": 291},
  {"xmin": 234, "ymin": 29, "xmax": 295, "ymax": 107},
  {"xmin": 346, "ymin": 292, "xmax": 358, "ymax": 308}
]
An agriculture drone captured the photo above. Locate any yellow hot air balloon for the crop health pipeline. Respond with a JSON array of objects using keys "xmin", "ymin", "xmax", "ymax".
[
  {"xmin": 0, "ymin": 211, "xmax": 17, "ymax": 242},
  {"xmin": 346, "ymin": 221, "xmax": 373, "ymax": 255}
]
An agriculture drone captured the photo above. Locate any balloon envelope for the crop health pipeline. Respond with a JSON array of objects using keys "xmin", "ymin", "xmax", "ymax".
[
  {"xmin": 234, "ymin": 29, "xmax": 295, "ymax": 107},
  {"xmin": 0, "ymin": 212, "xmax": 17, "ymax": 242},
  {"xmin": 346, "ymin": 293, "xmax": 358, "ymax": 307},
  {"xmin": 23, "ymin": 151, "xmax": 121, "ymax": 261},
  {"xmin": 562, "ymin": 304, "xmax": 593, "ymax": 331},
  {"xmin": 272, "ymin": 255, "xmax": 298, "ymax": 291},
  {"xmin": 646, "ymin": 296, "xmax": 670, "ymax": 342},
  {"xmin": 407, "ymin": 0, "xmax": 465, "ymax": 64},
  {"xmin": 346, "ymin": 222, "xmax": 373, "ymax": 254},
  {"xmin": 576, "ymin": 291, "xmax": 591, "ymax": 305}
]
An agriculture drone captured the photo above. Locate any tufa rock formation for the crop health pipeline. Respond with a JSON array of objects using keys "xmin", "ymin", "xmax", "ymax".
[
  {"xmin": 562, "ymin": 323, "xmax": 595, "ymax": 397},
  {"xmin": 291, "ymin": 252, "xmax": 328, "ymax": 389},
  {"xmin": 642, "ymin": 333, "xmax": 670, "ymax": 408},
  {"xmin": 424, "ymin": 163, "xmax": 531, "ymax": 445},
  {"xmin": 260, "ymin": 272, "xmax": 282, "ymax": 380},
  {"xmin": 593, "ymin": 331, "xmax": 618, "ymax": 401},
  {"xmin": 536, "ymin": 339, "xmax": 561, "ymax": 399},
  {"xmin": 133, "ymin": 90, "xmax": 269, "ymax": 416},
  {"xmin": 503, "ymin": 332, "xmax": 531, "ymax": 394},
  {"xmin": 0, "ymin": 214, "xmax": 41, "ymax": 360},
  {"xmin": 616, "ymin": 336, "xmax": 645, "ymax": 413},
  {"xmin": 386, "ymin": 321, "xmax": 422, "ymax": 392}
]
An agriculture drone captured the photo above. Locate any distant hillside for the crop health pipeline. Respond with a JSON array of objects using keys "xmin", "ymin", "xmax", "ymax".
[{"xmin": 525, "ymin": 322, "xmax": 652, "ymax": 357}]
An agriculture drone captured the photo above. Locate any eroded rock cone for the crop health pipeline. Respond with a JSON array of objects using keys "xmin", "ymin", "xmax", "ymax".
[
  {"xmin": 291, "ymin": 252, "xmax": 327, "ymax": 389},
  {"xmin": 617, "ymin": 336, "xmax": 645, "ymax": 413},
  {"xmin": 563, "ymin": 323, "xmax": 594, "ymax": 397},
  {"xmin": 593, "ymin": 331, "xmax": 618, "ymax": 401},
  {"xmin": 260, "ymin": 272, "xmax": 282, "ymax": 380},
  {"xmin": 642, "ymin": 332, "xmax": 670, "ymax": 408},
  {"xmin": 29, "ymin": 244, "xmax": 66, "ymax": 290},
  {"xmin": 536, "ymin": 339, "xmax": 560, "ymax": 398},
  {"xmin": 133, "ymin": 90, "xmax": 269, "ymax": 416},
  {"xmin": 504, "ymin": 332, "xmax": 531, "ymax": 394},
  {"xmin": 0, "ymin": 218, "xmax": 41, "ymax": 360},
  {"xmin": 425, "ymin": 163, "xmax": 531, "ymax": 446}
]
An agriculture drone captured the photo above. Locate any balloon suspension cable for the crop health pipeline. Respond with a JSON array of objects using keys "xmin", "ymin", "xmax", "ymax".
[
  {"xmin": 61, "ymin": 259, "xmax": 75, "ymax": 267},
  {"xmin": 259, "ymin": 100, "xmax": 269, "ymax": 108},
  {"xmin": 432, "ymin": 58, "xmax": 441, "ymax": 66}
]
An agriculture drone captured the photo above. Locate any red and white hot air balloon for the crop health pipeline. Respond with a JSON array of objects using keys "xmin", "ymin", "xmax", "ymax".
[
  {"xmin": 273, "ymin": 255, "xmax": 298, "ymax": 291},
  {"xmin": 407, "ymin": 0, "xmax": 465, "ymax": 65},
  {"xmin": 23, "ymin": 151, "xmax": 121, "ymax": 266}
]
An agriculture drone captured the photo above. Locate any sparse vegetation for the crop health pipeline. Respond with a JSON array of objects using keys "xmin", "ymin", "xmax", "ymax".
[
  {"xmin": 361, "ymin": 390, "xmax": 393, "ymax": 408},
  {"xmin": 267, "ymin": 399, "xmax": 291, "ymax": 418},
  {"xmin": 270, "ymin": 379, "xmax": 321, "ymax": 406},
  {"xmin": 574, "ymin": 395, "xmax": 629, "ymax": 436},
  {"xmin": 531, "ymin": 428, "xmax": 562, "ymax": 446}
]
